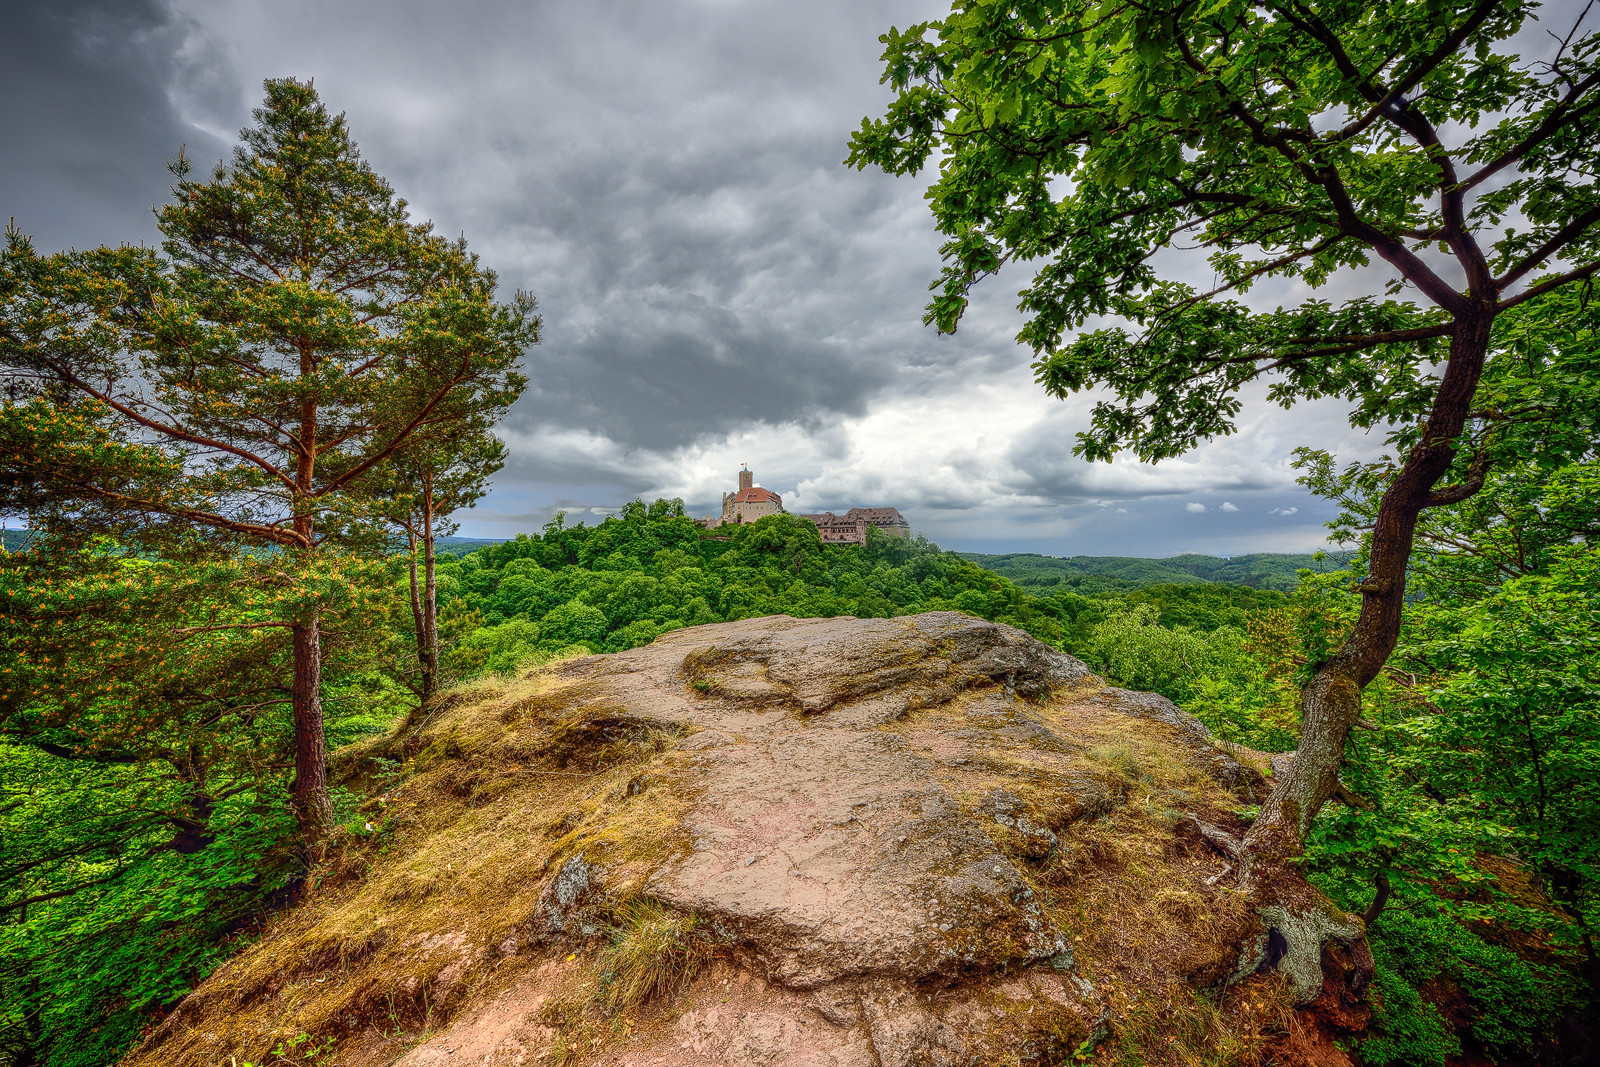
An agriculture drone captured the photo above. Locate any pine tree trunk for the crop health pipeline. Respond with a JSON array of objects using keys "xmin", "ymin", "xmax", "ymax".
[
  {"xmin": 287, "ymin": 355, "xmax": 335, "ymax": 850},
  {"xmin": 291, "ymin": 612, "xmax": 334, "ymax": 848},
  {"xmin": 421, "ymin": 480, "xmax": 440, "ymax": 707},
  {"xmin": 405, "ymin": 525, "xmax": 427, "ymax": 700},
  {"xmin": 1242, "ymin": 307, "xmax": 1495, "ymax": 867}
]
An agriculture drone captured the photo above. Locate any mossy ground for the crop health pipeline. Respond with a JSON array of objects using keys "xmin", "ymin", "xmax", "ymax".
[{"xmin": 902, "ymin": 686, "xmax": 1308, "ymax": 1066}]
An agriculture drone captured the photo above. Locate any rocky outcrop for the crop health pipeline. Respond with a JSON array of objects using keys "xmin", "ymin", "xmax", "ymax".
[{"xmin": 125, "ymin": 613, "xmax": 1348, "ymax": 1067}]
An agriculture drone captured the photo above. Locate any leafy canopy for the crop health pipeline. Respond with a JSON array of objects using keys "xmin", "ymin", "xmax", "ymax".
[
  {"xmin": 0, "ymin": 542, "xmax": 405, "ymax": 1067},
  {"xmin": 848, "ymin": 0, "xmax": 1600, "ymax": 460},
  {"xmin": 1300, "ymin": 282, "xmax": 1600, "ymax": 599}
]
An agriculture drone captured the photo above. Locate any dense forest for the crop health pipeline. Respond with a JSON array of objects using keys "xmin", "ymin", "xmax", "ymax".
[
  {"xmin": 6, "ymin": 4, "xmax": 1600, "ymax": 1059},
  {"xmin": 961, "ymin": 551, "xmax": 1354, "ymax": 594},
  {"xmin": 435, "ymin": 507, "xmax": 1288, "ymax": 660}
]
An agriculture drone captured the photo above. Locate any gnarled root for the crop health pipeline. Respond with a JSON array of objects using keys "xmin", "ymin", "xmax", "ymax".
[
  {"xmin": 1225, "ymin": 848, "xmax": 1377, "ymax": 1005},
  {"xmin": 1228, "ymin": 900, "xmax": 1367, "ymax": 1004}
]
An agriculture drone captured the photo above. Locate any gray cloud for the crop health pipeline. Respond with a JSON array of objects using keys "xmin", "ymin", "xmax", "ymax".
[
  {"xmin": 0, "ymin": 0, "xmax": 234, "ymax": 250},
  {"xmin": 9, "ymin": 0, "xmax": 1500, "ymax": 554},
  {"xmin": 507, "ymin": 296, "xmax": 890, "ymax": 451},
  {"xmin": 165, "ymin": 0, "xmax": 959, "ymax": 462}
]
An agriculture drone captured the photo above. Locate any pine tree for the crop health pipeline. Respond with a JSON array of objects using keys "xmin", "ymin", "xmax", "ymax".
[
  {"xmin": 0, "ymin": 78, "xmax": 536, "ymax": 846},
  {"xmin": 379, "ymin": 419, "xmax": 509, "ymax": 708}
]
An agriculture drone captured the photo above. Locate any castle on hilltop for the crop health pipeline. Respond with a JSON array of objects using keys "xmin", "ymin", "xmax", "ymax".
[
  {"xmin": 796, "ymin": 507, "xmax": 911, "ymax": 545},
  {"xmin": 713, "ymin": 465, "xmax": 784, "ymax": 527},
  {"xmin": 701, "ymin": 466, "xmax": 909, "ymax": 545}
]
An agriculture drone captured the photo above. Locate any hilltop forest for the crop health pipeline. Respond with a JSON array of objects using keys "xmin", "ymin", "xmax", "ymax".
[
  {"xmin": 961, "ymin": 551, "xmax": 1354, "ymax": 594},
  {"xmin": 4, "ymin": 9, "xmax": 1600, "ymax": 1062},
  {"xmin": 5, "ymin": 491, "xmax": 1599, "ymax": 1065}
]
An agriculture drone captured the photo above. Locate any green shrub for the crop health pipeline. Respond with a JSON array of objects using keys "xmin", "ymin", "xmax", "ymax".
[
  {"xmin": 1359, "ymin": 907, "xmax": 1572, "ymax": 1063},
  {"xmin": 539, "ymin": 600, "xmax": 608, "ymax": 648},
  {"xmin": 1360, "ymin": 940, "xmax": 1460, "ymax": 1067},
  {"xmin": 455, "ymin": 618, "xmax": 543, "ymax": 674}
]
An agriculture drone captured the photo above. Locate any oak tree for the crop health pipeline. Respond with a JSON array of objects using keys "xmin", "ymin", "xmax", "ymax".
[{"xmin": 849, "ymin": 0, "xmax": 1600, "ymax": 872}]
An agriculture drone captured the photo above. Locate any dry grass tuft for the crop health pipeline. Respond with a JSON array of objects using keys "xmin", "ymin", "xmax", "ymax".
[
  {"xmin": 596, "ymin": 898, "xmax": 717, "ymax": 1011},
  {"xmin": 120, "ymin": 659, "xmax": 699, "ymax": 1067},
  {"xmin": 1109, "ymin": 975, "xmax": 1299, "ymax": 1067},
  {"xmin": 533, "ymin": 897, "xmax": 722, "ymax": 1065}
]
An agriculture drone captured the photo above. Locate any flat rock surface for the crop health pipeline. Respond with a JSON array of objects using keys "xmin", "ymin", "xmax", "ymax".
[{"xmin": 584, "ymin": 614, "xmax": 1092, "ymax": 986}]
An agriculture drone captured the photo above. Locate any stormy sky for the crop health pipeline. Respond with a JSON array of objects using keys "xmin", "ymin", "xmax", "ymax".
[{"xmin": 4, "ymin": 0, "xmax": 1577, "ymax": 555}]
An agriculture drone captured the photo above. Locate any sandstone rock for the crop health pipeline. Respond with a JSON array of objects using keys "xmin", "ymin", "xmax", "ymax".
[
  {"xmin": 1076, "ymin": 686, "xmax": 1261, "ymax": 795},
  {"xmin": 978, "ymin": 788, "xmax": 1060, "ymax": 858},
  {"xmin": 123, "ymin": 612, "xmax": 1287, "ymax": 1067},
  {"xmin": 528, "ymin": 855, "xmax": 600, "ymax": 944}
]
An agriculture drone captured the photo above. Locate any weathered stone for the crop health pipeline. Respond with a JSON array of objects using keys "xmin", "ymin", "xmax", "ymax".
[
  {"xmin": 526, "ymin": 856, "xmax": 597, "ymax": 944},
  {"xmin": 1080, "ymin": 686, "xmax": 1258, "ymax": 793},
  {"xmin": 647, "ymin": 728, "xmax": 1068, "ymax": 986},
  {"xmin": 126, "ymin": 613, "xmax": 1334, "ymax": 1067},
  {"xmin": 861, "ymin": 987, "xmax": 949, "ymax": 1067},
  {"xmin": 978, "ymin": 788, "xmax": 1060, "ymax": 858}
]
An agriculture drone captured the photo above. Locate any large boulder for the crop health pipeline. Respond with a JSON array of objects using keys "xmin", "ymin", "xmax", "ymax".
[{"xmin": 124, "ymin": 613, "xmax": 1338, "ymax": 1067}]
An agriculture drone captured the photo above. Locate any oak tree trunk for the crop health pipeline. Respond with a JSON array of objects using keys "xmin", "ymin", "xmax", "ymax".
[{"xmin": 1242, "ymin": 306, "xmax": 1496, "ymax": 866}]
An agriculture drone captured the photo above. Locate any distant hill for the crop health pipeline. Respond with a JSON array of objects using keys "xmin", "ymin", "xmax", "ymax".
[
  {"xmin": 1, "ymin": 529, "xmax": 41, "ymax": 553},
  {"xmin": 0, "ymin": 528, "xmax": 1338, "ymax": 595},
  {"xmin": 960, "ymin": 551, "xmax": 1353, "ymax": 594},
  {"xmin": 433, "ymin": 535, "xmax": 510, "ymax": 557}
]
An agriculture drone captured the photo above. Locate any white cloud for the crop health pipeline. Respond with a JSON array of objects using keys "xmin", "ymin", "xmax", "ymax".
[
  {"xmin": 1185, "ymin": 502, "xmax": 1207, "ymax": 513},
  {"xmin": 1220, "ymin": 501, "xmax": 1239, "ymax": 512},
  {"xmin": 1271, "ymin": 506, "xmax": 1301, "ymax": 516}
]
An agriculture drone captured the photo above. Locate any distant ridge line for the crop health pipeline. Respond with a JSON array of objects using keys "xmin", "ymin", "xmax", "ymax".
[{"xmin": 960, "ymin": 551, "xmax": 1355, "ymax": 594}]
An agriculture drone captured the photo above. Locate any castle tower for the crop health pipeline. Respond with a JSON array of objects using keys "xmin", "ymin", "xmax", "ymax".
[{"xmin": 716, "ymin": 465, "xmax": 782, "ymax": 527}]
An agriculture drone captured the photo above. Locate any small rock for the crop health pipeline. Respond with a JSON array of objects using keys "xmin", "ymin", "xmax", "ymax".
[{"xmin": 528, "ymin": 856, "xmax": 597, "ymax": 945}]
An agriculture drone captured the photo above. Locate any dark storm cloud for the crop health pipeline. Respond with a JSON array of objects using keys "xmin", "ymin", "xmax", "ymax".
[
  {"xmin": 510, "ymin": 307, "xmax": 888, "ymax": 451},
  {"xmin": 181, "ymin": 0, "xmax": 962, "ymax": 459},
  {"xmin": 0, "ymin": 0, "xmax": 235, "ymax": 251}
]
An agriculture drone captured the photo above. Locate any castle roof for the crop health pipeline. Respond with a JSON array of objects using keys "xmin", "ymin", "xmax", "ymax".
[{"xmin": 731, "ymin": 486, "xmax": 781, "ymax": 504}]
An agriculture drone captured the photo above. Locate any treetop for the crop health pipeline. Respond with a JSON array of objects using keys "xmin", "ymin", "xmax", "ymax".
[{"xmin": 849, "ymin": 0, "xmax": 1600, "ymax": 461}]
